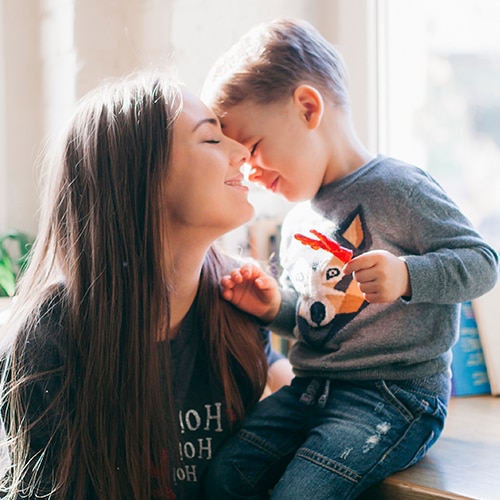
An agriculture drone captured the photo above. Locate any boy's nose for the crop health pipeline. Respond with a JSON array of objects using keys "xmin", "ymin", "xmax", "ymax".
[{"xmin": 247, "ymin": 165, "xmax": 264, "ymax": 182}]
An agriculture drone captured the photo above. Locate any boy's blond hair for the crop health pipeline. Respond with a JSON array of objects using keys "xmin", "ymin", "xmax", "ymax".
[{"xmin": 202, "ymin": 18, "xmax": 350, "ymax": 116}]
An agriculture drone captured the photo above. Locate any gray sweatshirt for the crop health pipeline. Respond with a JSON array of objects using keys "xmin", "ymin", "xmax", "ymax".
[{"xmin": 272, "ymin": 155, "xmax": 499, "ymax": 381}]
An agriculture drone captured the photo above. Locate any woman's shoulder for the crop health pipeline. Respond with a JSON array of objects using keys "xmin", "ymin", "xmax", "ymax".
[
  {"xmin": 31, "ymin": 283, "xmax": 66, "ymax": 332},
  {"xmin": 19, "ymin": 284, "xmax": 68, "ymax": 367}
]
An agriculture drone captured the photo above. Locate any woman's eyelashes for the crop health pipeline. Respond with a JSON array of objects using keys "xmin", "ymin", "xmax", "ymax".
[{"xmin": 204, "ymin": 139, "xmax": 221, "ymax": 144}]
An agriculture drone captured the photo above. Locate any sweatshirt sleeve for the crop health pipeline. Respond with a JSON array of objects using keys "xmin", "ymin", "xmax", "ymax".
[
  {"xmin": 398, "ymin": 170, "xmax": 499, "ymax": 304},
  {"xmin": 265, "ymin": 288, "xmax": 299, "ymax": 339}
]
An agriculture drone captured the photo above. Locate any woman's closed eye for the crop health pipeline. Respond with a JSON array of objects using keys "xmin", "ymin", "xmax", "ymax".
[{"xmin": 204, "ymin": 139, "xmax": 221, "ymax": 144}]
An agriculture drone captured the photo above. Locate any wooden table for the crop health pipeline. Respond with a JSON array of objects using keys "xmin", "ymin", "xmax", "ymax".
[{"xmin": 360, "ymin": 395, "xmax": 500, "ymax": 499}]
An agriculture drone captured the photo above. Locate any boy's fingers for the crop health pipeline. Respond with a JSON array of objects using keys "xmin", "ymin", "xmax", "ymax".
[
  {"xmin": 254, "ymin": 277, "xmax": 266, "ymax": 289},
  {"xmin": 343, "ymin": 257, "xmax": 359, "ymax": 274},
  {"xmin": 229, "ymin": 269, "xmax": 244, "ymax": 283},
  {"xmin": 344, "ymin": 254, "xmax": 374, "ymax": 274},
  {"xmin": 221, "ymin": 276, "xmax": 235, "ymax": 288},
  {"xmin": 343, "ymin": 262, "xmax": 356, "ymax": 275},
  {"xmin": 255, "ymin": 275, "xmax": 273, "ymax": 290},
  {"xmin": 221, "ymin": 288, "xmax": 233, "ymax": 301},
  {"xmin": 240, "ymin": 264, "xmax": 253, "ymax": 277},
  {"xmin": 242, "ymin": 264, "xmax": 261, "ymax": 280}
]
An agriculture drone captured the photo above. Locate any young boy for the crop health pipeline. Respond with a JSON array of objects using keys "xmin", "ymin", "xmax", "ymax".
[{"xmin": 201, "ymin": 19, "xmax": 499, "ymax": 499}]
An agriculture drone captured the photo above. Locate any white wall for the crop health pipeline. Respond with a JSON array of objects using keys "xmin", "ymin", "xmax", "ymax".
[
  {"xmin": 0, "ymin": 1, "xmax": 6, "ymax": 231},
  {"xmin": 1, "ymin": 1, "xmax": 42, "ymax": 235},
  {"xmin": 0, "ymin": 0, "xmax": 376, "ymax": 236}
]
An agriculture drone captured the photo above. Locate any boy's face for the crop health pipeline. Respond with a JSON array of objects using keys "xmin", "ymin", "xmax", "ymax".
[{"xmin": 218, "ymin": 98, "xmax": 328, "ymax": 202}]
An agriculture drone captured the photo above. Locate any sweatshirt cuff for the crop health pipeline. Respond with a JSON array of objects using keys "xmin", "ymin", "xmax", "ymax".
[{"xmin": 265, "ymin": 288, "xmax": 298, "ymax": 338}]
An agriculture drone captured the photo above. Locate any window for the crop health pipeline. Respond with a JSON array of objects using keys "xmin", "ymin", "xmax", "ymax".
[{"xmin": 379, "ymin": 0, "xmax": 500, "ymax": 250}]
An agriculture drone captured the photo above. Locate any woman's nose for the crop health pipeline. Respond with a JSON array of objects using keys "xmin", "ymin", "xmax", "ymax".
[{"xmin": 230, "ymin": 140, "xmax": 250, "ymax": 168}]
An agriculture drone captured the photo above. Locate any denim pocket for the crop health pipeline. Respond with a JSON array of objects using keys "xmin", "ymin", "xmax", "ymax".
[
  {"xmin": 376, "ymin": 380, "xmax": 448, "ymax": 469},
  {"xmin": 376, "ymin": 380, "xmax": 448, "ymax": 424}
]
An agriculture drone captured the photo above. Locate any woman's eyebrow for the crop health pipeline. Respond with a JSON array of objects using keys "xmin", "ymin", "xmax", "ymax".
[{"xmin": 192, "ymin": 117, "xmax": 219, "ymax": 132}]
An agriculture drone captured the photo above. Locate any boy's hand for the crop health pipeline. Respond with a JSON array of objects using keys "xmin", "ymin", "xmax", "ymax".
[
  {"xmin": 221, "ymin": 264, "xmax": 282, "ymax": 323},
  {"xmin": 343, "ymin": 250, "xmax": 411, "ymax": 303}
]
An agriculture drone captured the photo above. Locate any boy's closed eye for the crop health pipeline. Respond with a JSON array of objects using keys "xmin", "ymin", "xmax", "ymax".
[{"xmin": 249, "ymin": 142, "xmax": 260, "ymax": 156}]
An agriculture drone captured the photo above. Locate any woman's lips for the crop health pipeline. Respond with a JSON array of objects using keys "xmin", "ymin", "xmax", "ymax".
[{"xmin": 225, "ymin": 174, "xmax": 249, "ymax": 191}]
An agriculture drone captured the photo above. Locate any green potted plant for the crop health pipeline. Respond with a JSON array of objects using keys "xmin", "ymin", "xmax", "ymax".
[{"xmin": 0, "ymin": 231, "xmax": 34, "ymax": 299}]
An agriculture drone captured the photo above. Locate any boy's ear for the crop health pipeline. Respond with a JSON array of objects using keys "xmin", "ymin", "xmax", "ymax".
[{"xmin": 293, "ymin": 85, "xmax": 324, "ymax": 129}]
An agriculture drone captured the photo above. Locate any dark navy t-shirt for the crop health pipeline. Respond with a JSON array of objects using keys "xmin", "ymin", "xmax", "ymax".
[
  {"xmin": 168, "ymin": 300, "xmax": 277, "ymax": 498},
  {"xmin": 4, "ymin": 294, "xmax": 278, "ymax": 499}
]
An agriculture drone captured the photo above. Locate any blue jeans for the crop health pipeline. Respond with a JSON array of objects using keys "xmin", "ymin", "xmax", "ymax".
[{"xmin": 204, "ymin": 374, "xmax": 449, "ymax": 499}]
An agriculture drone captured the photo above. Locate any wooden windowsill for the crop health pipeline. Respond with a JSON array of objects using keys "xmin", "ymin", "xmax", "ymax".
[{"xmin": 360, "ymin": 395, "xmax": 500, "ymax": 500}]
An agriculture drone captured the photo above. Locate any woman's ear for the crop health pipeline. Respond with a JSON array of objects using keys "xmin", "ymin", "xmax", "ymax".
[{"xmin": 293, "ymin": 85, "xmax": 324, "ymax": 129}]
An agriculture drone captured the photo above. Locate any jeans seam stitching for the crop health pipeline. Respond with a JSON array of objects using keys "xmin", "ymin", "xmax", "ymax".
[{"xmin": 296, "ymin": 448, "xmax": 361, "ymax": 483}]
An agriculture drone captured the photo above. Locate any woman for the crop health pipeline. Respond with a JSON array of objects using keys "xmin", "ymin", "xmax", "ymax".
[{"xmin": 0, "ymin": 72, "xmax": 289, "ymax": 499}]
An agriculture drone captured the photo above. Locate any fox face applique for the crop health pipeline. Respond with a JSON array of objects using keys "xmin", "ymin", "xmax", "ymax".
[{"xmin": 284, "ymin": 207, "xmax": 371, "ymax": 348}]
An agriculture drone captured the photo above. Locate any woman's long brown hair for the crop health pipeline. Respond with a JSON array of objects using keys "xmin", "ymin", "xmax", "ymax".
[{"xmin": 0, "ymin": 73, "xmax": 267, "ymax": 498}]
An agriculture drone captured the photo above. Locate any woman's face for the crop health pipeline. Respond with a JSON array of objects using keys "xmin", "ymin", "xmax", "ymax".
[{"xmin": 165, "ymin": 90, "xmax": 253, "ymax": 241}]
